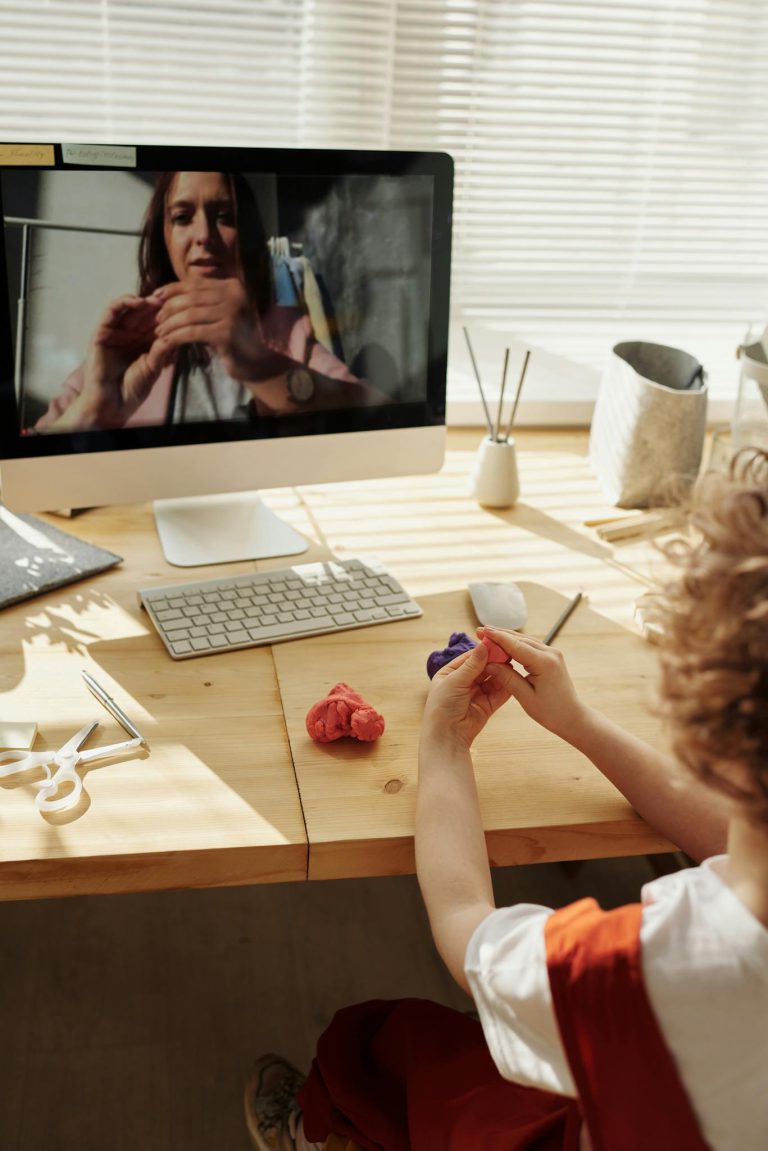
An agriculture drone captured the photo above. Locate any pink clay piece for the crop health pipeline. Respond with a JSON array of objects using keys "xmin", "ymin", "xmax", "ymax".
[
  {"xmin": 306, "ymin": 682, "xmax": 385, "ymax": 743},
  {"xmin": 482, "ymin": 636, "xmax": 509, "ymax": 664}
]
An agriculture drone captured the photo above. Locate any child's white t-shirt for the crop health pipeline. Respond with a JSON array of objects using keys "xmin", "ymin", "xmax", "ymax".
[{"xmin": 464, "ymin": 856, "xmax": 768, "ymax": 1151}]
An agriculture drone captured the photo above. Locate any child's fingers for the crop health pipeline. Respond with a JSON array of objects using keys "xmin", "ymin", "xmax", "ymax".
[
  {"xmin": 435, "ymin": 641, "xmax": 488, "ymax": 682},
  {"xmin": 477, "ymin": 627, "xmax": 552, "ymax": 672},
  {"xmin": 478, "ymin": 626, "xmax": 549, "ymax": 651},
  {"xmin": 482, "ymin": 658, "xmax": 534, "ymax": 704}
]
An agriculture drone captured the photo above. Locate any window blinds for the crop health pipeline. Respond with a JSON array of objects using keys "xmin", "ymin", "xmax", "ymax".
[{"xmin": 2, "ymin": 0, "xmax": 767, "ymax": 419}]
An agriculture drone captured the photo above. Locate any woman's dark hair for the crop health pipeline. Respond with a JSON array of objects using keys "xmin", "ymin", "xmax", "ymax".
[{"xmin": 137, "ymin": 171, "xmax": 273, "ymax": 315}]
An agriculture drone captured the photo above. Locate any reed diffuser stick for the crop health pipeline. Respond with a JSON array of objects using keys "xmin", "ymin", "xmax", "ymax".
[
  {"xmin": 463, "ymin": 326, "xmax": 494, "ymax": 438},
  {"xmin": 494, "ymin": 348, "xmax": 510, "ymax": 442},
  {"xmin": 503, "ymin": 349, "xmax": 531, "ymax": 441}
]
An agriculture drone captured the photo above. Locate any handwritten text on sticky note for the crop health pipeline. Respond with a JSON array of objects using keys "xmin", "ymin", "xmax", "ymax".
[
  {"xmin": 62, "ymin": 143, "xmax": 137, "ymax": 167},
  {"xmin": 0, "ymin": 143, "xmax": 55, "ymax": 166}
]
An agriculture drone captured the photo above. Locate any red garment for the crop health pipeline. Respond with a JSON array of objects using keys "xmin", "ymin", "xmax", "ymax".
[
  {"xmin": 298, "ymin": 900, "xmax": 709, "ymax": 1151},
  {"xmin": 545, "ymin": 899, "xmax": 710, "ymax": 1151},
  {"xmin": 298, "ymin": 998, "xmax": 581, "ymax": 1151}
]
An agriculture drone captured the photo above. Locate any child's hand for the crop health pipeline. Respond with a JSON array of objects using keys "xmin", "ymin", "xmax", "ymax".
[
  {"xmin": 477, "ymin": 626, "xmax": 590, "ymax": 743},
  {"xmin": 422, "ymin": 642, "xmax": 514, "ymax": 751}
]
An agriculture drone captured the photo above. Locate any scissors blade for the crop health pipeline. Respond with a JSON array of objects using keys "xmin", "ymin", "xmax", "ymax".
[
  {"xmin": 56, "ymin": 720, "xmax": 100, "ymax": 760},
  {"xmin": 77, "ymin": 736, "xmax": 142, "ymax": 764}
]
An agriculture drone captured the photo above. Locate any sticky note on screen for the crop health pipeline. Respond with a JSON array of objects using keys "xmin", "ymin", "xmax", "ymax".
[{"xmin": 0, "ymin": 143, "xmax": 54, "ymax": 166}]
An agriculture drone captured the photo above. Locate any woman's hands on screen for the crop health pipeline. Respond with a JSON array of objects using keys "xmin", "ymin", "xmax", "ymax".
[
  {"xmin": 154, "ymin": 278, "xmax": 266, "ymax": 381},
  {"xmin": 77, "ymin": 293, "xmax": 174, "ymax": 428},
  {"xmin": 59, "ymin": 277, "xmax": 375, "ymax": 431}
]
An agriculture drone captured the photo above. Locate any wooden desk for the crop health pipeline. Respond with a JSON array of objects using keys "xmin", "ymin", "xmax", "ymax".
[
  {"xmin": 0, "ymin": 496, "xmax": 312, "ymax": 901},
  {"xmin": 0, "ymin": 430, "xmax": 674, "ymax": 900}
]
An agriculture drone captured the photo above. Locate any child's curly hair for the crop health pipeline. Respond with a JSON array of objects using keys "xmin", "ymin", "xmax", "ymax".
[{"xmin": 653, "ymin": 448, "xmax": 768, "ymax": 825}]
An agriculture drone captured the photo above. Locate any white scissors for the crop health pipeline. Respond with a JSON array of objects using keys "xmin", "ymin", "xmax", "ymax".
[{"xmin": 0, "ymin": 721, "xmax": 143, "ymax": 813}]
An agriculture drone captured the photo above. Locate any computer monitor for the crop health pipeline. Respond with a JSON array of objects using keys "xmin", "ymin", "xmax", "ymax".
[{"xmin": 0, "ymin": 145, "xmax": 452, "ymax": 565}]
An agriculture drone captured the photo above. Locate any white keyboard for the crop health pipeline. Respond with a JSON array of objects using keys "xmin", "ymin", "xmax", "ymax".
[{"xmin": 138, "ymin": 557, "xmax": 422, "ymax": 660}]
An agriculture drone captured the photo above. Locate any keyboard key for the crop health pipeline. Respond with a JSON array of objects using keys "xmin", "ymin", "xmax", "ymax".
[
  {"xmin": 226, "ymin": 630, "xmax": 250, "ymax": 644},
  {"xmin": 156, "ymin": 608, "xmax": 183, "ymax": 622},
  {"xmin": 247, "ymin": 615, "xmax": 336, "ymax": 642}
]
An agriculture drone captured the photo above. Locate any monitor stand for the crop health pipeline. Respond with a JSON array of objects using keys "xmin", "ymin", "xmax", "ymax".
[{"xmin": 153, "ymin": 492, "xmax": 309, "ymax": 567}]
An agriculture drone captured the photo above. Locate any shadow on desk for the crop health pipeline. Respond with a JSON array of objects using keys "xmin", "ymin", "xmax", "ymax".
[
  {"xmin": 0, "ymin": 631, "xmax": 308, "ymax": 898},
  {"xmin": 0, "ymin": 583, "xmax": 116, "ymax": 688},
  {"xmin": 85, "ymin": 633, "xmax": 304, "ymax": 857},
  {"xmin": 484, "ymin": 501, "xmax": 613, "ymax": 564}
]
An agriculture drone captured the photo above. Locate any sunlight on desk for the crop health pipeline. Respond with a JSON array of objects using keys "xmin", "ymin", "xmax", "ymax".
[
  {"xmin": 273, "ymin": 582, "xmax": 673, "ymax": 881},
  {"xmin": 0, "ymin": 650, "xmax": 306, "ymax": 899},
  {"xmin": 0, "ymin": 429, "xmax": 681, "ymax": 899},
  {"xmin": 297, "ymin": 434, "xmax": 667, "ymax": 630}
]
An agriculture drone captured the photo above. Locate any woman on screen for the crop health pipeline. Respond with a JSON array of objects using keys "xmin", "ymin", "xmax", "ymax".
[{"xmin": 33, "ymin": 171, "xmax": 387, "ymax": 432}]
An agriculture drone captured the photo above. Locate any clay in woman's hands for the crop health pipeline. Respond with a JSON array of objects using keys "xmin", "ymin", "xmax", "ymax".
[{"xmin": 306, "ymin": 682, "xmax": 385, "ymax": 743}]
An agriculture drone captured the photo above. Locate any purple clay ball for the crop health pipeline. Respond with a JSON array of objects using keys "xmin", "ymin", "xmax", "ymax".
[{"xmin": 426, "ymin": 631, "xmax": 477, "ymax": 679}]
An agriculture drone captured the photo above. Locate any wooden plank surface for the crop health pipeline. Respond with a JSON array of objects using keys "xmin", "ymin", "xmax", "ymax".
[
  {"xmin": 273, "ymin": 581, "xmax": 674, "ymax": 880},
  {"xmin": 0, "ymin": 498, "xmax": 310, "ymax": 900}
]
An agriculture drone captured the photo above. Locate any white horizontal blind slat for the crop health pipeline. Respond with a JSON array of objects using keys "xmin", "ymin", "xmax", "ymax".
[{"xmin": 1, "ymin": 0, "xmax": 767, "ymax": 414}]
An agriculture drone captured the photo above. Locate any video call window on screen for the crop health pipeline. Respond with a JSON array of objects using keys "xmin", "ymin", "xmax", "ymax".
[
  {"xmin": 1, "ymin": 164, "xmax": 439, "ymax": 436},
  {"xmin": 0, "ymin": 147, "xmax": 451, "ymax": 562}
]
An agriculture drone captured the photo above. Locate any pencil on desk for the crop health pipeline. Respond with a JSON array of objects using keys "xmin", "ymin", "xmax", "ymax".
[
  {"xmin": 583, "ymin": 514, "xmax": 633, "ymax": 528},
  {"xmin": 82, "ymin": 670, "xmax": 147, "ymax": 745},
  {"xmin": 543, "ymin": 592, "xmax": 583, "ymax": 645},
  {"xmin": 595, "ymin": 511, "xmax": 684, "ymax": 543}
]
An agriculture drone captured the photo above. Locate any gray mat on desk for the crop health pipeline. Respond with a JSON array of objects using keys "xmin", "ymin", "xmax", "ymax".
[{"xmin": 0, "ymin": 506, "xmax": 122, "ymax": 609}]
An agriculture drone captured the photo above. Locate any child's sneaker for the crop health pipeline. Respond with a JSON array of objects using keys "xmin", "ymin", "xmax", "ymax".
[{"xmin": 244, "ymin": 1053, "xmax": 307, "ymax": 1151}]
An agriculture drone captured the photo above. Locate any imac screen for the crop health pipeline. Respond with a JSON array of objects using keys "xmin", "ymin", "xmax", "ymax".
[{"xmin": 0, "ymin": 146, "xmax": 451, "ymax": 458}]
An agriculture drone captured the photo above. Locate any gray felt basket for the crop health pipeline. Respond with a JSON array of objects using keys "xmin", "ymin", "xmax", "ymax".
[{"xmin": 589, "ymin": 341, "xmax": 708, "ymax": 508}]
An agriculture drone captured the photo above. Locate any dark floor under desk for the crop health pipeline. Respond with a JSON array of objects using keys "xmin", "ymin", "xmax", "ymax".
[{"xmin": 1, "ymin": 854, "xmax": 683, "ymax": 1151}]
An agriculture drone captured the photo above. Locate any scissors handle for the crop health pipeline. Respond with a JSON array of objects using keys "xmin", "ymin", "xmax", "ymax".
[
  {"xmin": 34, "ymin": 752, "xmax": 83, "ymax": 814},
  {"xmin": 0, "ymin": 749, "xmax": 52, "ymax": 780}
]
